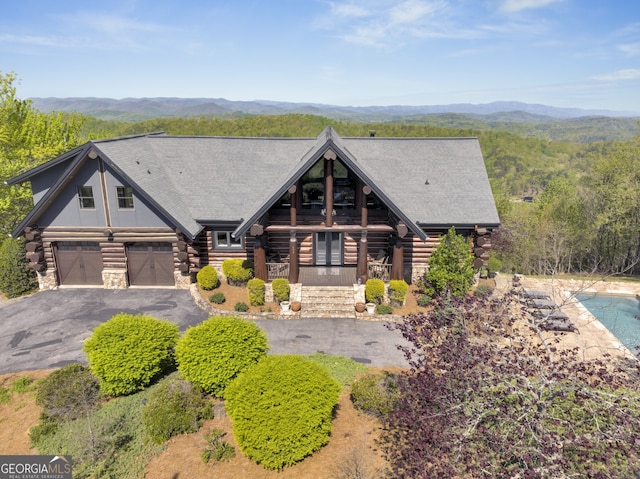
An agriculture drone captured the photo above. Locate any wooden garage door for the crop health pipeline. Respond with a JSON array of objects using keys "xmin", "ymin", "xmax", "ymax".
[
  {"xmin": 126, "ymin": 242, "xmax": 175, "ymax": 286},
  {"xmin": 55, "ymin": 241, "xmax": 103, "ymax": 285}
]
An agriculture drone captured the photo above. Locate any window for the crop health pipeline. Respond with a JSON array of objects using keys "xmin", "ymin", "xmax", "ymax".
[
  {"xmin": 116, "ymin": 186, "xmax": 134, "ymax": 209},
  {"xmin": 77, "ymin": 186, "xmax": 95, "ymax": 209},
  {"xmin": 214, "ymin": 231, "xmax": 243, "ymax": 249}
]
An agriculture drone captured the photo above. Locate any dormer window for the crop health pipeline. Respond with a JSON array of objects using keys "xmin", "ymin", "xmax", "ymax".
[{"xmin": 77, "ymin": 186, "xmax": 95, "ymax": 209}]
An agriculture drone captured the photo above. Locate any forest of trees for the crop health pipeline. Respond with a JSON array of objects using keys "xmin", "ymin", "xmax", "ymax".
[{"xmin": 2, "ymin": 71, "xmax": 640, "ymax": 278}]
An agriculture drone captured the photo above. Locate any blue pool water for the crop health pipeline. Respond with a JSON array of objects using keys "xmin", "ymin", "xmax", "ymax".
[{"xmin": 576, "ymin": 294, "xmax": 640, "ymax": 354}]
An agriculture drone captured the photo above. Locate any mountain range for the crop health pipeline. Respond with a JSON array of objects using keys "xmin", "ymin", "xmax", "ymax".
[{"xmin": 29, "ymin": 97, "xmax": 639, "ymax": 123}]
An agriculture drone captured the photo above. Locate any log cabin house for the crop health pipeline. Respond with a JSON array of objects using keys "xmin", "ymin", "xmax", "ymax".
[{"xmin": 7, "ymin": 127, "xmax": 500, "ymax": 289}]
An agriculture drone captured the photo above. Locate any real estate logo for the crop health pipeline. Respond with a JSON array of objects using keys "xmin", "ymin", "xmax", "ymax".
[{"xmin": 0, "ymin": 455, "xmax": 72, "ymax": 479}]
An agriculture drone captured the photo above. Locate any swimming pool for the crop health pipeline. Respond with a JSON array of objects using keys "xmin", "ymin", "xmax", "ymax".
[{"xmin": 576, "ymin": 293, "xmax": 640, "ymax": 355}]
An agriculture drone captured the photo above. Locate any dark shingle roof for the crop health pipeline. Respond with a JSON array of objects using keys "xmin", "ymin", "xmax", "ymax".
[{"xmin": 10, "ymin": 128, "xmax": 500, "ymax": 239}]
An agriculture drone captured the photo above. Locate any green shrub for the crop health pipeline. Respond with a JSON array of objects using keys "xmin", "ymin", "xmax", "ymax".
[
  {"xmin": 0, "ymin": 238, "xmax": 38, "ymax": 299},
  {"xmin": 28, "ymin": 413, "xmax": 59, "ymax": 448},
  {"xmin": 196, "ymin": 265, "xmax": 219, "ymax": 290},
  {"xmin": 487, "ymin": 255, "xmax": 502, "ymax": 273},
  {"xmin": 247, "ymin": 277, "xmax": 265, "ymax": 306},
  {"xmin": 83, "ymin": 313, "xmax": 180, "ymax": 396},
  {"xmin": 235, "ymin": 301, "xmax": 249, "ymax": 312},
  {"xmin": 209, "ymin": 291, "xmax": 226, "ymax": 304},
  {"xmin": 222, "ymin": 259, "xmax": 253, "ymax": 285},
  {"xmin": 350, "ymin": 372, "xmax": 399, "ymax": 419},
  {"xmin": 175, "ymin": 316, "xmax": 269, "ymax": 397},
  {"xmin": 376, "ymin": 304, "xmax": 393, "ymax": 315},
  {"xmin": 12, "ymin": 376, "xmax": 35, "ymax": 393},
  {"xmin": 225, "ymin": 355, "xmax": 341, "ymax": 470},
  {"xmin": 388, "ymin": 280, "xmax": 408, "ymax": 304},
  {"xmin": 365, "ymin": 278, "xmax": 385, "ymax": 304},
  {"xmin": 474, "ymin": 284, "xmax": 494, "ymax": 297},
  {"xmin": 418, "ymin": 293, "xmax": 433, "ymax": 306},
  {"xmin": 0, "ymin": 386, "xmax": 10, "ymax": 404},
  {"xmin": 32, "ymin": 382, "xmax": 165, "ymax": 479},
  {"xmin": 142, "ymin": 376, "xmax": 213, "ymax": 444},
  {"xmin": 35, "ymin": 364, "xmax": 100, "ymax": 421},
  {"xmin": 426, "ymin": 226, "xmax": 475, "ymax": 298},
  {"xmin": 271, "ymin": 278, "xmax": 290, "ymax": 303},
  {"xmin": 201, "ymin": 428, "xmax": 236, "ymax": 463}
]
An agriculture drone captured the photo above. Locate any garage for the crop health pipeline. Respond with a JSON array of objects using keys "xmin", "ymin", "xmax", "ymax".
[
  {"xmin": 55, "ymin": 241, "xmax": 103, "ymax": 285},
  {"xmin": 126, "ymin": 242, "xmax": 175, "ymax": 286}
]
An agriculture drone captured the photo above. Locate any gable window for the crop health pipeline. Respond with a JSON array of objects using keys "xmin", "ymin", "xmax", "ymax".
[
  {"xmin": 116, "ymin": 186, "xmax": 134, "ymax": 209},
  {"xmin": 214, "ymin": 231, "xmax": 243, "ymax": 249},
  {"xmin": 77, "ymin": 186, "xmax": 95, "ymax": 209}
]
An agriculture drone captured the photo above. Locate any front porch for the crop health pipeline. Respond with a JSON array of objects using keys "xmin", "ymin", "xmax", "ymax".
[{"xmin": 266, "ymin": 264, "xmax": 392, "ymax": 285}]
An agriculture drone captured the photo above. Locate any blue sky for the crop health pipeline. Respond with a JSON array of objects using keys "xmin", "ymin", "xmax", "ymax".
[{"xmin": 2, "ymin": 0, "xmax": 640, "ymax": 112}]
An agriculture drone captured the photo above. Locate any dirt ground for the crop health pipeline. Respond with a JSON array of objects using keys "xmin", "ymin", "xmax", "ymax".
[{"xmin": 0, "ymin": 369, "xmax": 54, "ymax": 455}]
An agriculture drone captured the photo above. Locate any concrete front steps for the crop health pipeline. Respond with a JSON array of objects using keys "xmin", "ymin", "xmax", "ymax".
[{"xmin": 300, "ymin": 286, "xmax": 356, "ymax": 318}]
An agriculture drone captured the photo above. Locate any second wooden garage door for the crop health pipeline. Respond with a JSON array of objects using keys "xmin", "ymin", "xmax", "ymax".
[{"xmin": 126, "ymin": 242, "xmax": 175, "ymax": 286}]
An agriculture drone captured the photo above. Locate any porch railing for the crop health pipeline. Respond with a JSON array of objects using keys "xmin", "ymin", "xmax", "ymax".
[
  {"xmin": 368, "ymin": 263, "xmax": 392, "ymax": 282},
  {"xmin": 267, "ymin": 262, "xmax": 289, "ymax": 280}
]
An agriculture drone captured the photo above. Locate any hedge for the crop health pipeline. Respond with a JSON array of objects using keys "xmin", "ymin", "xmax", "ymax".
[
  {"xmin": 83, "ymin": 313, "xmax": 180, "ymax": 396},
  {"xmin": 225, "ymin": 355, "xmax": 341, "ymax": 470},
  {"xmin": 175, "ymin": 316, "xmax": 269, "ymax": 397}
]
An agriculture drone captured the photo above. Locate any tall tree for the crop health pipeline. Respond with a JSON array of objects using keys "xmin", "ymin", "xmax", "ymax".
[{"xmin": 0, "ymin": 71, "xmax": 84, "ymax": 237}]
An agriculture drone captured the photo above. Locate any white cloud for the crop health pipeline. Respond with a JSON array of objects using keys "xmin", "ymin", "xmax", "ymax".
[
  {"xmin": 618, "ymin": 43, "xmax": 640, "ymax": 56},
  {"xmin": 498, "ymin": 0, "xmax": 564, "ymax": 13},
  {"xmin": 592, "ymin": 69, "xmax": 640, "ymax": 82},
  {"xmin": 0, "ymin": 33, "xmax": 59, "ymax": 47},
  {"xmin": 321, "ymin": 0, "xmax": 466, "ymax": 47}
]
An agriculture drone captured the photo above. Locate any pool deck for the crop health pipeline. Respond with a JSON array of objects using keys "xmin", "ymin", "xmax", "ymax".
[{"xmin": 496, "ymin": 275, "xmax": 640, "ymax": 362}]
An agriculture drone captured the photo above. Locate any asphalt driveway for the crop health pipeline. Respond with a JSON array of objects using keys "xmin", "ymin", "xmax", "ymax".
[{"xmin": 0, "ymin": 289, "xmax": 411, "ymax": 374}]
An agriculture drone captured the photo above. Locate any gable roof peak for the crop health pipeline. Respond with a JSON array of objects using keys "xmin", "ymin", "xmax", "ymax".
[{"xmin": 318, "ymin": 125, "xmax": 341, "ymax": 143}]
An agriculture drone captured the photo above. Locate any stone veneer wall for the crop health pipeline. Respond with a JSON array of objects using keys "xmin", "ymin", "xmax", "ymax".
[
  {"xmin": 102, "ymin": 269, "xmax": 128, "ymax": 289},
  {"xmin": 37, "ymin": 269, "xmax": 58, "ymax": 290}
]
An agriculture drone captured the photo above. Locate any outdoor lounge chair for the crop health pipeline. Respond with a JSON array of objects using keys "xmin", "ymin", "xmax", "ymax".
[
  {"xmin": 528, "ymin": 298, "xmax": 557, "ymax": 310},
  {"xmin": 540, "ymin": 319, "xmax": 578, "ymax": 333},
  {"xmin": 520, "ymin": 288, "xmax": 551, "ymax": 300}
]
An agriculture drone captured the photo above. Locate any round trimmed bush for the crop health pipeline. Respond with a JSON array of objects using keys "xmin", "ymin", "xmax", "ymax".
[
  {"xmin": 222, "ymin": 259, "xmax": 253, "ymax": 285},
  {"xmin": 209, "ymin": 291, "xmax": 226, "ymax": 304},
  {"xmin": 175, "ymin": 316, "xmax": 269, "ymax": 397},
  {"xmin": 365, "ymin": 278, "xmax": 385, "ymax": 304},
  {"xmin": 35, "ymin": 363, "xmax": 100, "ymax": 421},
  {"xmin": 197, "ymin": 265, "xmax": 219, "ymax": 290},
  {"xmin": 388, "ymin": 279, "xmax": 408, "ymax": 304},
  {"xmin": 225, "ymin": 355, "xmax": 341, "ymax": 470},
  {"xmin": 271, "ymin": 278, "xmax": 290, "ymax": 303},
  {"xmin": 235, "ymin": 302, "xmax": 249, "ymax": 312},
  {"xmin": 247, "ymin": 278, "xmax": 265, "ymax": 306},
  {"xmin": 142, "ymin": 375, "xmax": 213, "ymax": 443},
  {"xmin": 83, "ymin": 313, "xmax": 180, "ymax": 396}
]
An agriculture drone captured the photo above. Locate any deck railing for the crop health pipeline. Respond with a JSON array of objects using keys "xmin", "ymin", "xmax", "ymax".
[
  {"xmin": 368, "ymin": 263, "xmax": 391, "ymax": 282},
  {"xmin": 267, "ymin": 262, "xmax": 289, "ymax": 280}
]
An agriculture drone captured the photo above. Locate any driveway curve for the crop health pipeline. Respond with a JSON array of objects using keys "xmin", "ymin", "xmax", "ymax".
[{"xmin": 0, "ymin": 289, "xmax": 411, "ymax": 375}]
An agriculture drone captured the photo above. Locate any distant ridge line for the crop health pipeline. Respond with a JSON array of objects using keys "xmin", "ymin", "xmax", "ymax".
[{"xmin": 29, "ymin": 97, "xmax": 639, "ymax": 122}]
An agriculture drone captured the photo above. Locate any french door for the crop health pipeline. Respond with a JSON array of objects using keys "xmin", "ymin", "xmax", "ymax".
[{"xmin": 315, "ymin": 232, "xmax": 342, "ymax": 266}]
